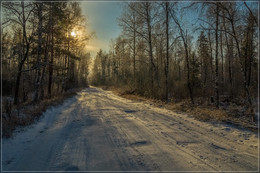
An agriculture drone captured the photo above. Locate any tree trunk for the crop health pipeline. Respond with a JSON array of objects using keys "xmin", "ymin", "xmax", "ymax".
[
  {"xmin": 48, "ymin": 3, "xmax": 54, "ymax": 97},
  {"xmin": 165, "ymin": 2, "xmax": 169, "ymax": 102},
  {"xmin": 220, "ymin": 29, "xmax": 224, "ymax": 95},
  {"xmin": 14, "ymin": 2, "xmax": 30, "ymax": 105},
  {"xmin": 14, "ymin": 44, "xmax": 30, "ymax": 105},
  {"xmin": 145, "ymin": 2, "xmax": 160, "ymax": 96},
  {"xmin": 169, "ymin": 9, "xmax": 194, "ymax": 104},
  {"xmin": 40, "ymin": 33, "xmax": 50, "ymax": 100},
  {"xmin": 133, "ymin": 10, "xmax": 136, "ymax": 82},
  {"xmin": 215, "ymin": 3, "xmax": 219, "ymax": 108},
  {"xmin": 33, "ymin": 3, "xmax": 43, "ymax": 102},
  {"xmin": 229, "ymin": 15, "xmax": 252, "ymax": 105},
  {"xmin": 223, "ymin": 13, "xmax": 233, "ymax": 97},
  {"xmin": 208, "ymin": 31, "xmax": 214, "ymax": 94}
]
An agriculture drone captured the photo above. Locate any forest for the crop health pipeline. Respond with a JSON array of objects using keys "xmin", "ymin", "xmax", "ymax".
[
  {"xmin": 90, "ymin": 1, "xmax": 258, "ymax": 121},
  {"xmin": 2, "ymin": 2, "xmax": 91, "ymax": 136},
  {"xmin": 1, "ymin": 1, "xmax": 259, "ymax": 171},
  {"xmin": 1, "ymin": 1, "xmax": 259, "ymax": 137}
]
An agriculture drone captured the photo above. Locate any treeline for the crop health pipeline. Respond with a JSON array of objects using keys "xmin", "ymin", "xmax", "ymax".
[
  {"xmin": 2, "ymin": 2, "xmax": 90, "ymax": 105},
  {"xmin": 91, "ymin": 2, "xmax": 258, "ymax": 108}
]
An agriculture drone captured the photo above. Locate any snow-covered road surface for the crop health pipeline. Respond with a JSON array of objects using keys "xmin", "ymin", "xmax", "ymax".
[{"xmin": 2, "ymin": 87, "xmax": 259, "ymax": 171}]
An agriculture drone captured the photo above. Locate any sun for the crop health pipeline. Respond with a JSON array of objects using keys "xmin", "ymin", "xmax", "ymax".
[{"xmin": 71, "ymin": 31, "xmax": 76, "ymax": 37}]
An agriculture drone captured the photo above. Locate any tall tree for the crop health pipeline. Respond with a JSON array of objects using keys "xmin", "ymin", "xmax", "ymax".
[
  {"xmin": 33, "ymin": 3, "xmax": 43, "ymax": 102},
  {"xmin": 219, "ymin": 2, "xmax": 253, "ymax": 105},
  {"xmin": 2, "ymin": 2, "xmax": 35, "ymax": 105},
  {"xmin": 164, "ymin": 2, "xmax": 170, "ymax": 102},
  {"xmin": 169, "ymin": 5, "xmax": 194, "ymax": 104},
  {"xmin": 215, "ymin": 3, "xmax": 219, "ymax": 108}
]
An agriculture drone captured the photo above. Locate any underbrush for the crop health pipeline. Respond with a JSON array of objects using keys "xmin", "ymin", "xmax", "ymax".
[
  {"xmin": 2, "ymin": 89, "xmax": 81, "ymax": 138},
  {"xmin": 104, "ymin": 86, "xmax": 258, "ymax": 132},
  {"xmin": 168, "ymin": 102, "xmax": 229, "ymax": 121}
]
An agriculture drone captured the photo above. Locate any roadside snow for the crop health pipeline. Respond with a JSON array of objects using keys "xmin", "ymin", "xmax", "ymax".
[
  {"xmin": 2, "ymin": 96, "xmax": 77, "ymax": 170},
  {"xmin": 2, "ymin": 87, "xmax": 259, "ymax": 171}
]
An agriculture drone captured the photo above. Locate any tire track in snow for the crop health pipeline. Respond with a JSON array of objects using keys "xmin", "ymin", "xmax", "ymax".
[{"xmin": 2, "ymin": 87, "xmax": 259, "ymax": 171}]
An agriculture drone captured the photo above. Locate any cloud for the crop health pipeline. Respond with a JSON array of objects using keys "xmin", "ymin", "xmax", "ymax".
[
  {"xmin": 81, "ymin": 2, "xmax": 122, "ymax": 55},
  {"xmin": 85, "ymin": 45, "xmax": 100, "ymax": 53}
]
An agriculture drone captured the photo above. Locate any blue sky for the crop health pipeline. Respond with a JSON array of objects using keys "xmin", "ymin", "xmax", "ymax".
[
  {"xmin": 81, "ymin": 2, "xmax": 123, "ymax": 56},
  {"xmin": 80, "ymin": 1, "xmax": 200, "ymax": 56}
]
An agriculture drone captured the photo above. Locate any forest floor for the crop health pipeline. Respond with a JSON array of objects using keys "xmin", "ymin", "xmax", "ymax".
[
  {"xmin": 2, "ymin": 89, "xmax": 80, "ymax": 138},
  {"xmin": 2, "ymin": 87, "xmax": 258, "ymax": 171},
  {"xmin": 105, "ymin": 86, "xmax": 259, "ymax": 133}
]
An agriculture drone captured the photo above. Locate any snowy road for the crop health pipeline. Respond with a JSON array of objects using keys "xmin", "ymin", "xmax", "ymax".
[{"xmin": 2, "ymin": 87, "xmax": 259, "ymax": 171}]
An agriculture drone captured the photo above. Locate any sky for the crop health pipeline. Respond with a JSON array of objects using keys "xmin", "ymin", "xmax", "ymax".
[
  {"xmin": 81, "ymin": 2, "xmax": 123, "ymax": 56},
  {"xmin": 80, "ymin": 1, "xmax": 199, "ymax": 57}
]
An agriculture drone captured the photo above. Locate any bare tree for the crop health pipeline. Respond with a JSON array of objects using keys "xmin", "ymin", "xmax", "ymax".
[
  {"xmin": 215, "ymin": 3, "xmax": 219, "ymax": 108},
  {"xmin": 2, "ymin": 2, "xmax": 34, "ymax": 105},
  {"xmin": 33, "ymin": 3, "xmax": 43, "ymax": 102},
  {"xmin": 169, "ymin": 5, "xmax": 194, "ymax": 104},
  {"xmin": 219, "ymin": 3, "xmax": 253, "ymax": 105},
  {"xmin": 163, "ymin": 2, "xmax": 170, "ymax": 102}
]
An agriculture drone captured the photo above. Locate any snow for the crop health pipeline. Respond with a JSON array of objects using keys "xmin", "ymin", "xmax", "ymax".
[
  {"xmin": 2, "ymin": 96, "xmax": 77, "ymax": 171},
  {"xmin": 2, "ymin": 87, "xmax": 259, "ymax": 171}
]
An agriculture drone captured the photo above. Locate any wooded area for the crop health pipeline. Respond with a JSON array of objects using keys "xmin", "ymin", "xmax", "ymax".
[
  {"xmin": 90, "ymin": 2, "xmax": 258, "ymax": 115},
  {"xmin": 2, "ymin": 2, "xmax": 92, "ymax": 137},
  {"xmin": 1, "ymin": 2, "xmax": 259, "ymax": 137},
  {"xmin": 2, "ymin": 2, "xmax": 91, "ymax": 105},
  {"xmin": 1, "ymin": 2, "xmax": 259, "ymax": 170}
]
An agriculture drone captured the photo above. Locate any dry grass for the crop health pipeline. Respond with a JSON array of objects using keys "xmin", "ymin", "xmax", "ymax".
[
  {"xmin": 189, "ymin": 107, "xmax": 229, "ymax": 121},
  {"xmin": 165, "ymin": 102, "xmax": 229, "ymax": 121},
  {"xmin": 104, "ymin": 86, "xmax": 257, "ymax": 132},
  {"xmin": 169, "ymin": 102, "xmax": 256, "ymax": 131}
]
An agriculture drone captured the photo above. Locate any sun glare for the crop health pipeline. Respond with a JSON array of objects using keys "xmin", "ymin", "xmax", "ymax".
[{"xmin": 71, "ymin": 31, "xmax": 76, "ymax": 37}]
